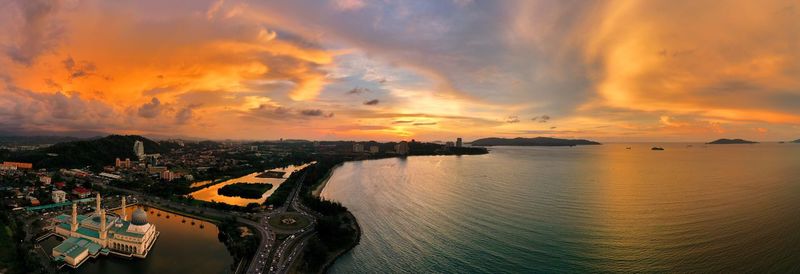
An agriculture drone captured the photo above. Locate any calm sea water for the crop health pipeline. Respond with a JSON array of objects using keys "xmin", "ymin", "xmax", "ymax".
[
  {"xmin": 321, "ymin": 143, "xmax": 800, "ymax": 273},
  {"xmin": 42, "ymin": 205, "xmax": 233, "ymax": 274}
]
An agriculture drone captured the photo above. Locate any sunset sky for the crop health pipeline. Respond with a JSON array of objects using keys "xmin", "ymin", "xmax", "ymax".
[{"xmin": 1, "ymin": 0, "xmax": 799, "ymax": 141}]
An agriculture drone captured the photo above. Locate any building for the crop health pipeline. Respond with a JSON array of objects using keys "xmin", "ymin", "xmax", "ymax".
[
  {"xmin": 52, "ymin": 190, "xmax": 67, "ymax": 203},
  {"xmin": 353, "ymin": 143, "xmax": 364, "ymax": 153},
  {"xmin": 115, "ymin": 158, "xmax": 132, "ymax": 169},
  {"xmin": 2, "ymin": 161, "xmax": 33, "ymax": 169},
  {"xmin": 52, "ymin": 195, "xmax": 158, "ymax": 268},
  {"xmin": 40, "ymin": 176, "xmax": 52, "ymax": 185},
  {"xmin": 147, "ymin": 166, "xmax": 167, "ymax": 174},
  {"xmin": 133, "ymin": 141, "xmax": 145, "ymax": 159},
  {"xmin": 445, "ymin": 141, "xmax": 455, "ymax": 147},
  {"xmin": 62, "ymin": 169, "xmax": 89, "ymax": 178},
  {"xmin": 369, "ymin": 145, "xmax": 380, "ymax": 154},
  {"xmin": 99, "ymin": 172, "xmax": 122, "ymax": 180},
  {"xmin": 456, "ymin": 138, "xmax": 463, "ymax": 147},
  {"xmin": 160, "ymin": 170, "xmax": 176, "ymax": 181},
  {"xmin": 72, "ymin": 187, "xmax": 91, "ymax": 199},
  {"xmin": 395, "ymin": 141, "xmax": 409, "ymax": 155}
]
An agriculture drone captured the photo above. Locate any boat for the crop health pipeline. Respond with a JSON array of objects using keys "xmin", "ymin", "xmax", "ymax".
[{"xmin": 651, "ymin": 147, "xmax": 665, "ymax": 151}]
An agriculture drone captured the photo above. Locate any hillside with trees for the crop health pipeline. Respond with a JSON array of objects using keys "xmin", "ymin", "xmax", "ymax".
[{"xmin": 3, "ymin": 135, "xmax": 172, "ymax": 169}]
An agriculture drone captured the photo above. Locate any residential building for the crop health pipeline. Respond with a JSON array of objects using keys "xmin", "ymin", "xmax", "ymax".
[
  {"xmin": 2, "ymin": 161, "xmax": 33, "ymax": 169},
  {"xmin": 395, "ymin": 141, "xmax": 409, "ymax": 155},
  {"xmin": 353, "ymin": 143, "xmax": 364, "ymax": 153},
  {"xmin": 115, "ymin": 158, "xmax": 132, "ymax": 168},
  {"xmin": 160, "ymin": 170, "xmax": 176, "ymax": 181},
  {"xmin": 72, "ymin": 187, "xmax": 91, "ymax": 199},
  {"xmin": 52, "ymin": 190, "xmax": 67, "ymax": 203}
]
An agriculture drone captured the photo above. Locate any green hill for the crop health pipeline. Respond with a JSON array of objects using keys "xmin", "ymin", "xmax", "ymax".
[{"xmin": 5, "ymin": 135, "xmax": 170, "ymax": 169}]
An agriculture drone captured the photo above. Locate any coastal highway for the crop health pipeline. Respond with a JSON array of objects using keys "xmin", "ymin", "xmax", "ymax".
[{"xmin": 264, "ymin": 171, "xmax": 323, "ymax": 274}]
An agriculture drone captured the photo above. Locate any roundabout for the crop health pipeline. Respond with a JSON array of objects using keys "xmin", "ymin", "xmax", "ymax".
[{"xmin": 268, "ymin": 212, "xmax": 312, "ymax": 234}]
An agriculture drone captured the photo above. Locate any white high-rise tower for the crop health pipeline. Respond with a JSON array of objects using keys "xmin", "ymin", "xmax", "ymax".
[{"xmin": 134, "ymin": 140, "xmax": 145, "ymax": 159}]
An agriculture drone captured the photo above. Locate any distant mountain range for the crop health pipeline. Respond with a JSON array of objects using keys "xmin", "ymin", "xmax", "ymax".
[
  {"xmin": 707, "ymin": 138, "xmax": 757, "ymax": 144},
  {"xmin": 3, "ymin": 135, "xmax": 175, "ymax": 169},
  {"xmin": 470, "ymin": 137, "xmax": 601, "ymax": 146}
]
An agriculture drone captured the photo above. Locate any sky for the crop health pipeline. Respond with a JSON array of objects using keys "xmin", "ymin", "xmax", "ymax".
[{"xmin": 1, "ymin": 0, "xmax": 799, "ymax": 142}]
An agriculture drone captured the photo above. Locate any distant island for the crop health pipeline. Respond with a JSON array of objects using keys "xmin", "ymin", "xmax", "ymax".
[
  {"xmin": 707, "ymin": 138, "xmax": 758, "ymax": 144},
  {"xmin": 471, "ymin": 137, "xmax": 601, "ymax": 147},
  {"xmin": 217, "ymin": 182, "xmax": 273, "ymax": 199},
  {"xmin": 792, "ymin": 139, "xmax": 800, "ymax": 143}
]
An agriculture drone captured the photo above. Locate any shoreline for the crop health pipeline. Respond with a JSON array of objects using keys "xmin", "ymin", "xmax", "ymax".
[
  {"xmin": 317, "ymin": 211, "xmax": 361, "ymax": 274},
  {"xmin": 311, "ymin": 162, "xmax": 342, "ymax": 197},
  {"xmin": 305, "ymin": 153, "xmax": 487, "ymax": 273}
]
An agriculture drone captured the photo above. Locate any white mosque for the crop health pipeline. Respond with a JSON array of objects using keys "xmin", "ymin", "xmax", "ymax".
[{"xmin": 52, "ymin": 194, "xmax": 159, "ymax": 268}]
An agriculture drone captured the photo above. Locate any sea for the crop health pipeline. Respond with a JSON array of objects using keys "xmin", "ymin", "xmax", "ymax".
[{"xmin": 321, "ymin": 143, "xmax": 800, "ymax": 273}]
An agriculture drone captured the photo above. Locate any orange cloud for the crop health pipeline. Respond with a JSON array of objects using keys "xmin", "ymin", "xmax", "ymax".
[{"xmin": 582, "ymin": 0, "xmax": 800, "ymax": 125}]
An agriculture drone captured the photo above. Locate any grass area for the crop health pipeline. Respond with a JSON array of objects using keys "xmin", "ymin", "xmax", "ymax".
[
  {"xmin": 0, "ymin": 225, "xmax": 16, "ymax": 272},
  {"xmin": 268, "ymin": 212, "xmax": 311, "ymax": 232},
  {"xmin": 217, "ymin": 182, "xmax": 273, "ymax": 199}
]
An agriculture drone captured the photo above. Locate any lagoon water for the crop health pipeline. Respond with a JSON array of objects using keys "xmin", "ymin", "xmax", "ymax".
[
  {"xmin": 321, "ymin": 144, "xmax": 800, "ymax": 273},
  {"xmin": 190, "ymin": 163, "xmax": 309, "ymax": 206}
]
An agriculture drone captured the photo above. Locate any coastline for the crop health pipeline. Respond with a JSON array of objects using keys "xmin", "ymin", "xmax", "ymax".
[
  {"xmin": 316, "ymin": 211, "xmax": 362, "ymax": 274},
  {"xmin": 311, "ymin": 162, "xmax": 342, "ymax": 197},
  {"xmin": 303, "ymin": 153, "xmax": 487, "ymax": 273}
]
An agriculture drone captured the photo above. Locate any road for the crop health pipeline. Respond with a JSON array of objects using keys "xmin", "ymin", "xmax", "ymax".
[{"xmin": 263, "ymin": 172, "xmax": 323, "ymax": 274}]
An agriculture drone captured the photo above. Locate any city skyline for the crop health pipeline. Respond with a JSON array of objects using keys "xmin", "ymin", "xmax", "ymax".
[{"xmin": 2, "ymin": 0, "xmax": 800, "ymax": 142}]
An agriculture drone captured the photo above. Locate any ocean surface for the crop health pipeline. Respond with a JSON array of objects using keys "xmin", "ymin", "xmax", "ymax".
[{"xmin": 321, "ymin": 143, "xmax": 800, "ymax": 273}]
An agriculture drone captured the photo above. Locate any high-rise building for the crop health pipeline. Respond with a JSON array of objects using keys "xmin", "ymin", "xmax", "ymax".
[
  {"xmin": 116, "ymin": 158, "xmax": 133, "ymax": 168},
  {"xmin": 395, "ymin": 141, "xmax": 409, "ymax": 155},
  {"xmin": 456, "ymin": 138, "xmax": 463, "ymax": 147},
  {"xmin": 353, "ymin": 143, "xmax": 364, "ymax": 153},
  {"xmin": 133, "ymin": 141, "xmax": 145, "ymax": 159},
  {"xmin": 160, "ymin": 170, "xmax": 176, "ymax": 181}
]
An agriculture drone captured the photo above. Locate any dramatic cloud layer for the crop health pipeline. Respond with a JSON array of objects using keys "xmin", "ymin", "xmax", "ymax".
[{"xmin": 1, "ymin": 0, "xmax": 799, "ymax": 141}]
